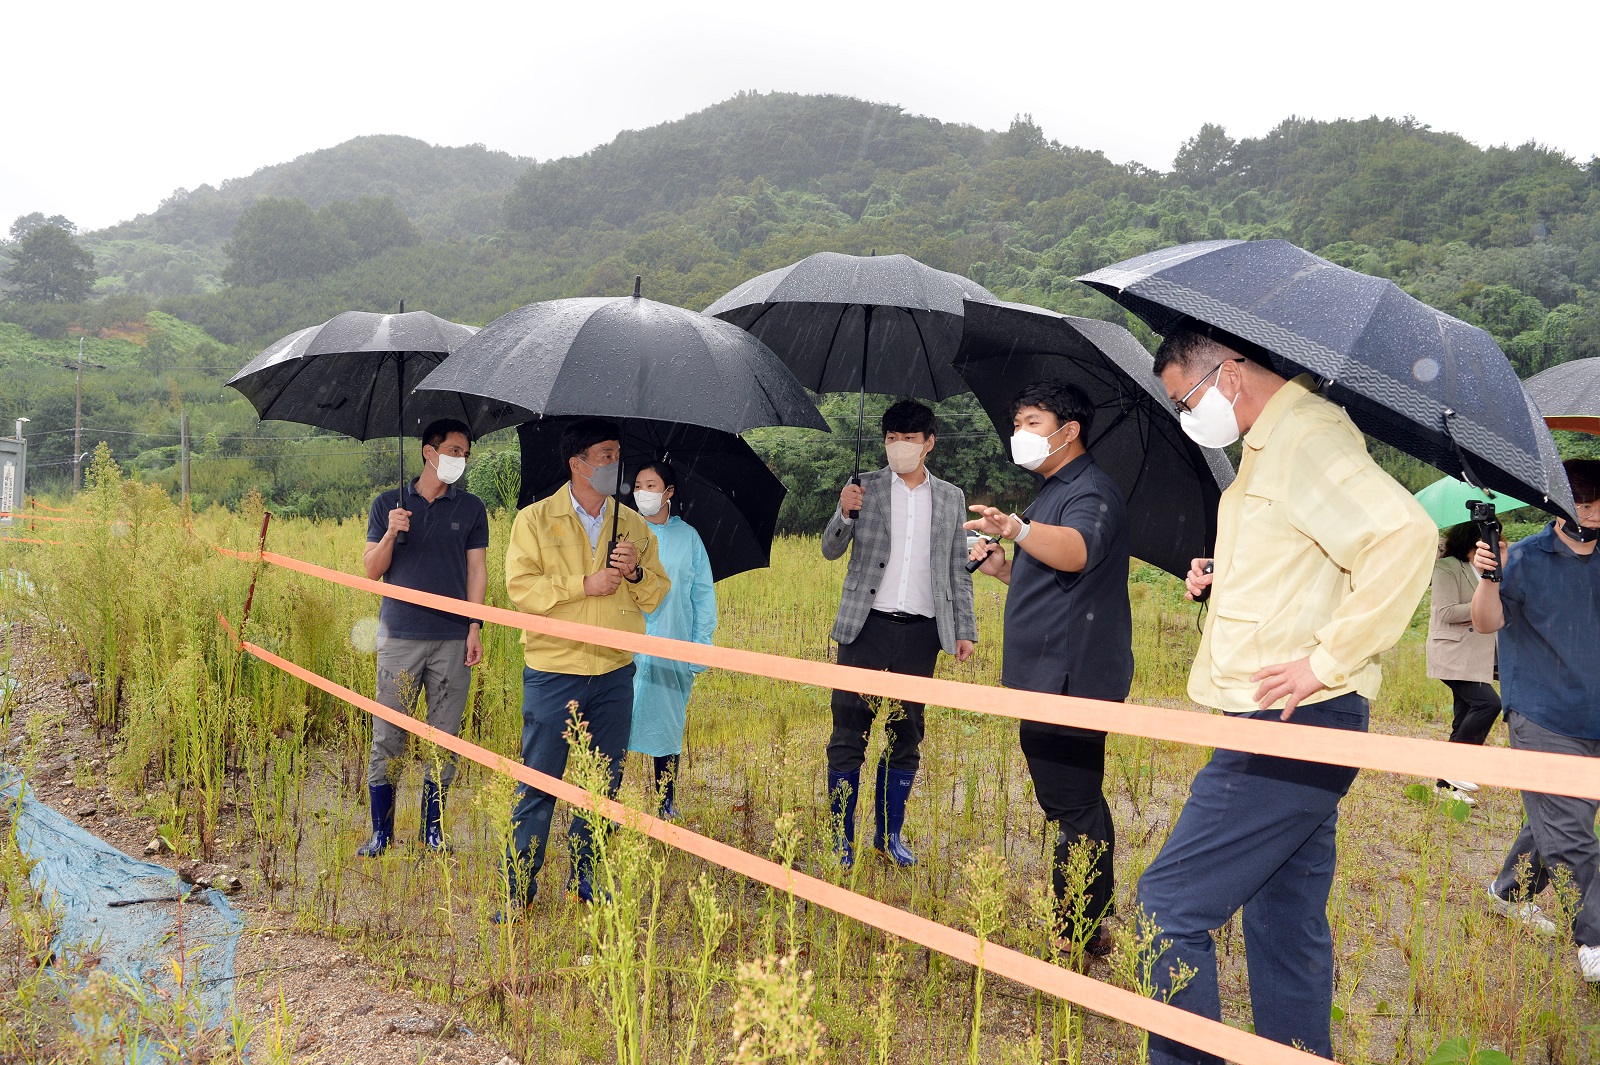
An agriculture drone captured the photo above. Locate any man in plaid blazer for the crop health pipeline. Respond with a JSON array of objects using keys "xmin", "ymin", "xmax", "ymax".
[{"xmin": 821, "ymin": 400, "xmax": 977, "ymax": 869}]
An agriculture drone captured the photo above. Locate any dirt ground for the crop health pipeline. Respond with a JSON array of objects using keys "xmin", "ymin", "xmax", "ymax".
[{"xmin": 2, "ymin": 623, "xmax": 516, "ymax": 1065}]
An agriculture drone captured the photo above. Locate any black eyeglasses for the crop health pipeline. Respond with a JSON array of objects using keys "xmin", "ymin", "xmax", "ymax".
[{"xmin": 1172, "ymin": 358, "xmax": 1243, "ymax": 416}]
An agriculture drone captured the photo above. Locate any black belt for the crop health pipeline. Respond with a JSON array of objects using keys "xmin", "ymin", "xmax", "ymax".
[{"xmin": 871, "ymin": 609, "xmax": 934, "ymax": 624}]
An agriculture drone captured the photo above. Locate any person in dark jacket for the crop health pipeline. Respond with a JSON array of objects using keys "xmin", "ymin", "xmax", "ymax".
[{"xmin": 968, "ymin": 380, "xmax": 1132, "ymax": 955}]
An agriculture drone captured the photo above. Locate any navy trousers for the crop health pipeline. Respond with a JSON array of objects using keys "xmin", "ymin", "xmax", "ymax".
[
  {"xmin": 506, "ymin": 664, "xmax": 634, "ymax": 904},
  {"xmin": 1136, "ymin": 693, "xmax": 1367, "ymax": 1064}
]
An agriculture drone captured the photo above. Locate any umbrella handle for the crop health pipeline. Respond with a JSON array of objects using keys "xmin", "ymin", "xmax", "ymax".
[
  {"xmin": 846, "ymin": 472, "xmax": 861, "ymax": 521},
  {"xmin": 1193, "ymin": 559, "xmax": 1214, "ymax": 603},
  {"xmin": 964, "ymin": 536, "xmax": 999, "ymax": 574},
  {"xmin": 396, "ymin": 357, "xmax": 408, "ymax": 544},
  {"xmin": 1468, "ymin": 501, "xmax": 1503, "ymax": 582}
]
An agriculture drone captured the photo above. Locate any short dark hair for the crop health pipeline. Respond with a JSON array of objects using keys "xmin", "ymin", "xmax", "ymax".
[
  {"xmin": 882, "ymin": 399, "xmax": 936, "ymax": 437},
  {"xmin": 560, "ymin": 417, "xmax": 622, "ymax": 463},
  {"xmin": 1153, "ymin": 320, "xmax": 1277, "ymax": 377},
  {"xmin": 1442, "ymin": 521, "xmax": 1479, "ymax": 563},
  {"xmin": 1008, "ymin": 380, "xmax": 1094, "ymax": 439},
  {"xmin": 1565, "ymin": 459, "xmax": 1600, "ymax": 504},
  {"xmin": 420, "ymin": 418, "xmax": 472, "ymax": 451},
  {"xmin": 1152, "ymin": 324, "xmax": 1220, "ymax": 377},
  {"xmin": 634, "ymin": 460, "xmax": 677, "ymax": 493}
]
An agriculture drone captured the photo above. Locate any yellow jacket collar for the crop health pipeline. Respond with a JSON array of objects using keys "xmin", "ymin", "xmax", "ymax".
[{"xmin": 1243, "ymin": 374, "xmax": 1318, "ymax": 452}]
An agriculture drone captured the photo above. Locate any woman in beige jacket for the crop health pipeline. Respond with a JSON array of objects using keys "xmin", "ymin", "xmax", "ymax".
[{"xmin": 1427, "ymin": 522, "xmax": 1503, "ymax": 802}]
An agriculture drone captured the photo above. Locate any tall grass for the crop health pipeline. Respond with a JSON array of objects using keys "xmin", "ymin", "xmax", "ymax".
[{"xmin": 4, "ymin": 449, "xmax": 1596, "ymax": 1062}]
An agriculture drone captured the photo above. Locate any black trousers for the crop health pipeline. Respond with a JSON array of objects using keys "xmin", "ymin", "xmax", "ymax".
[
  {"xmin": 828, "ymin": 612, "xmax": 942, "ymax": 775},
  {"xmin": 1438, "ymin": 679, "xmax": 1501, "ymax": 785},
  {"xmin": 1020, "ymin": 715, "xmax": 1115, "ymax": 935}
]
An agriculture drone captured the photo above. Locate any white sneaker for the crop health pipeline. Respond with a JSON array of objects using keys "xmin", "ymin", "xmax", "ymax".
[
  {"xmin": 1444, "ymin": 779, "xmax": 1480, "ymax": 792},
  {"xmin": 1445, "ymin": 788, "xmax": 1478, "ymax": 806},
  {"xmin": 1487, "ymin": 884, "xmax": 1557, "ymax": 935},
  {"xmin": 1580, "ymin": 945, "xmax": 1600, "ymax": 983}
]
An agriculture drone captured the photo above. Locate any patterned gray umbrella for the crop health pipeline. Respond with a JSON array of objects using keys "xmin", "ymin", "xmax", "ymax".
[{"xmin": 1079, "ymin": 240, "xmax": 1576, "ymax": 522}]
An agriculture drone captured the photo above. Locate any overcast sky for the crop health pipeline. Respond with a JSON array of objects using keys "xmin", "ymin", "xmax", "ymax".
[{"xmin": 7, "ymin": 0, "xmax": 1596, "ymax": 234}]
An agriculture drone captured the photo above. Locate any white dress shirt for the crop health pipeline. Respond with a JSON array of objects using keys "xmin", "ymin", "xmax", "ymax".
[
  {"xmin": 873, "ymin": 472, "xmax": 935, "ymax": 617},
  {"xmin": 570, "ymin": 487, "xmax": 606, "ymax": 549}
]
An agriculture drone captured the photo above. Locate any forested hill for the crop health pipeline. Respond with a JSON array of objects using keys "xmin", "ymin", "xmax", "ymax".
[
  {"xmin": 2, "ymin": 91, "xmax": 1597, "ymax": 520},
  {"xmin": 79, "ymin": 136, "xmax": 529, "ymax": 296}
]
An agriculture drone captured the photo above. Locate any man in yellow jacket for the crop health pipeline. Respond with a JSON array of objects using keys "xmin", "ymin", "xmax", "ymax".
[
  {"xmin": 1136, "ymin": 327, "xmax": 1435, "ymax": 1064},
  {"xmin": 504, "ymin": 417, "xmax": 669, "ymax": 907}
]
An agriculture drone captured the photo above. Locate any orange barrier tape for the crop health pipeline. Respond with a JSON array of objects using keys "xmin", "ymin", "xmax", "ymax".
[
  {"xmin": 26, "ymin": 499, "xmax": 82, "ymax": 514},
  {"xmin": 0, "ymin": 536, "xmax": 75, "ymax": 546},
  {"xmin": 251, "ymin": 549, "xmax": 1600, "ymax": 802},
  {"xmin": 236, "ymin": 634, "xmax": 1322, "ymax": 1065},
  {"xmin": 0, "ymin": 512, "xmax": 100, "ymax": 524}
]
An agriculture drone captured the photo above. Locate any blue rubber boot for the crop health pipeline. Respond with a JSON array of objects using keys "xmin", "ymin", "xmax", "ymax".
[
  {"xmin": 420, "ymin": 779, "xmax": 450, "ymax": 852},
  {"xmin": 827, "ymin": 769, "xmax": 859, "ymax": 870},
  {"xmin": 872, "ymin": 761, "xmax": 917, "ymax": 867},
  {"xmin": 357, "ymin": 783, "xmax": 394, "ymax": 858}
]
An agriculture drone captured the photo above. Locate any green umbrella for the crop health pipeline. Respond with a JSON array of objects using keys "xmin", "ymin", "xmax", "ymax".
[{"xmin": 1414, "ymin": 477, "xmax": 1529, "ymax": 529}]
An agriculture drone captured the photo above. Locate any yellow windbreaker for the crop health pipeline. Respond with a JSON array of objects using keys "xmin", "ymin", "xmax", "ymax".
[{"xmin": 504, "ymin": 486, "xmax": 670, "ymax": 675}]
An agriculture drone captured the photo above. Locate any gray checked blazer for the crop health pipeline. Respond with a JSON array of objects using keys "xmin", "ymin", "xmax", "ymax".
[{"xmin": 821, "ymin": 466, "xmax": 978, "ymax": 654}]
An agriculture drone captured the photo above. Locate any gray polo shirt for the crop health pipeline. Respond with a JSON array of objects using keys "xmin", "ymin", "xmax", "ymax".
[
  {"xmin": 1000, "ymin": 452, "xmax": 1134, "ymax": 700},
  {"xmin": 366, "ymin": 479, "xmax": 490, "ymax": 641}
]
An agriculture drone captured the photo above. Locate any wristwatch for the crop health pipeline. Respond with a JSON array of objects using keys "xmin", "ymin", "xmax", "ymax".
[{"xmin": 1009, "ymin": 513, "xmax": 1032, "ymax": 542}]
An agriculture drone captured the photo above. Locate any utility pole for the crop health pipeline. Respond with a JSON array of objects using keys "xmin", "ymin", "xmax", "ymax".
[
  {"xmin": 73, "ymin": 336, "xmax": 84, "ymax": 491},
  {"xmin": 179, "ymin": 409, "xmax": 190, "ymax": 507}
]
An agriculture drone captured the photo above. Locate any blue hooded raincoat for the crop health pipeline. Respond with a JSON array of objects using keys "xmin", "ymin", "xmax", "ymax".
[{"xmin": 628, "ymin": 515, "xmax": 718, "ymax": 756}]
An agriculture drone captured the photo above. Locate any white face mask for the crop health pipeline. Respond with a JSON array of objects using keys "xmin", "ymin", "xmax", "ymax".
[
  {"xmin": 634, "ymin": 490, "xmax": 666, "ymax": 517},
  {"xmin": 1179, "ymin": 381, "xmax": 1242, "ymax": 449},
  {"xmin": 433, "ymin": 454, "xmax": 467, "ymax": 485},
  {"xmin": 885, "ymin": 440, "xmax": 926, "ymax": 476},
  {"xmin": 1009, "ymin": 425, "xmax": 1068, "ymax": 471}
]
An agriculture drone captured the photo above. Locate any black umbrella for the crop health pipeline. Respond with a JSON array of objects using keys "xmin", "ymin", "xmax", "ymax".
[
  {"xmin": 1524, "ymin": 357, "xmax": 1600, "ymax": 438},
  {"xmin": 705, "ymin": 251, "xmax": 998, "ymax": 514},
  {"xmin": 1078, "ymin": 240, "xmax": 1577, "ymax": 522},
  {"xmin": 516, "ymin": 418, "xmax": 784, "ymax": 582},
  {"xmin": 416, "ymin": 279, "xmax": 827, "ymax": 437},
  {"xmin": 418, "ymin": 277, "xmax": 826, "ymax": 555},
  {"xmin": 227, "ymin": 307, "xmax": 484, "ymax": 542},
  {"xmin": 953, "ymin": 301, "xmax": 1235, "ymax": 578}
]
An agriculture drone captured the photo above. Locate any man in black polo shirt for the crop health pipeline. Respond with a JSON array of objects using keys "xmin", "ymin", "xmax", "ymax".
[
  {"xmin": 360, "ymin": 418, "xmax": 490, "ymax": 856},
  {"xmin": 968, "ymin": 380, "xmax": 1133, "ymax": 955}
]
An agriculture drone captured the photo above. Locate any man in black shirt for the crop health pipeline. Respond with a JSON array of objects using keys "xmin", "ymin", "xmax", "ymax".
[
  {"xmin": 968, "ymin": 381, "xmax": 1133, "ymax": 954},
  {"xmin": 361, "ymin": 418, "xmax": 490, "ymax": 856}
]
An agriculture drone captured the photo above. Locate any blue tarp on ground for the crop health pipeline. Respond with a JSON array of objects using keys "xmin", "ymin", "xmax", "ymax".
[{"xmin": 0, "ymin": 771, "xmax": 241, "ymax": 1028}]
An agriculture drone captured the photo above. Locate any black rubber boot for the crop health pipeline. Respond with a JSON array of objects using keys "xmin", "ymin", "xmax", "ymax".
[
  {"xmin": 420, "ymin": 779, "xmax": 450, "ymax": 852},
  {"xmin": 357, "ymin": 783, "xmax": 395, "ymax": 858},
  {"xmin": 872, "ymin": 761, "xmax": 917, "ymax": 867}
]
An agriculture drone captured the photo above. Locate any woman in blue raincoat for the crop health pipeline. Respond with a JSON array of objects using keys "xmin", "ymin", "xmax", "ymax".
[{"xmin": 628, "ymin": 461, "xmax": 718, "ymax": 818}]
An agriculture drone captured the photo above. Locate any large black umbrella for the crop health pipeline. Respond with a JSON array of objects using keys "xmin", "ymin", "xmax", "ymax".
[
  {"xmin": 416, "ymin": 279, "xmax": 828, "ymax": 437},
  {"xmin": 705, "ymin": 252, "xmax": 998, "ymax": 510},
  {"xmin": 1524, "ymin": 357, "xmax": 1600, "ymax": 438},
  {"xmin": 1079, "ymin": 240, "xmax": 1578, "ymax": 522},
  {"xmin": 418, "ymin": 278, "xmax": 826, "ymax": 553},
  {"xmin": 516, "ymin": 418, "xmax": 784, "ymax": 582},
  {"xmin": 953, "ymin": 301, "xmax": 1235, "ymax": 578},
  {"xmin": 227, "ymin": 308, "xmax": 483, "ymax": 541}
]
